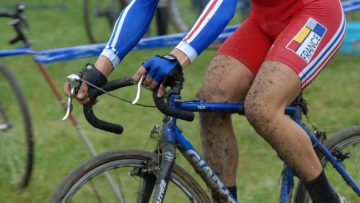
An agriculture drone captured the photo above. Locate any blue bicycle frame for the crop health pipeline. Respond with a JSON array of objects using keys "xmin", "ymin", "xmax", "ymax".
[
  {"xmin": 155, "ymin": 96, "xmax": 360, "ymax": 202},
  {"xmin": 0, "ymin": 24, "xmax": 236, "ymax": 61},
  {"xmin": 2, "ymin": 1, "xmax": 360, "ymax": 201}
]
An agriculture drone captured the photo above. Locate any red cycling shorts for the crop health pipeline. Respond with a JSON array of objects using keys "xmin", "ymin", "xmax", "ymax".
[{"xmin": 217, "ymin": 0, "xmax": 346, "ymax": 88}]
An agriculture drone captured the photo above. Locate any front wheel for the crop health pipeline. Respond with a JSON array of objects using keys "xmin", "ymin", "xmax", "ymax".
[
  {"xmin": 50, "ymin": 150, "xmax": 210, "ymax": 203},
  {"xmin": 294, "ymin": 126, "xmax": 360, "ymax": 202}
]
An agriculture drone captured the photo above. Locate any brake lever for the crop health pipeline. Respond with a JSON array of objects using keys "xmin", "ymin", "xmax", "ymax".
[
  {"xmin": 131, "ymin": 75, "xmax": 145, "ymax": 105},
  {"xmin": 62, "ymin": 74, "xmax": 81, "ymax": 120}
]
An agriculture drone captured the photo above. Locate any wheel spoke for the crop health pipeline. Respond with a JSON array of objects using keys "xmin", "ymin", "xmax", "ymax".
[{"xmin": 51, "ymin": 151, "xmax": 210, "ymax": 202}]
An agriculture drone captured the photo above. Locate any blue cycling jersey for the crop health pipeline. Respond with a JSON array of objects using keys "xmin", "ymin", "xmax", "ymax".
[{"xmin": 101, "ymin": 0, "xmax": 237, "ymax": 68}]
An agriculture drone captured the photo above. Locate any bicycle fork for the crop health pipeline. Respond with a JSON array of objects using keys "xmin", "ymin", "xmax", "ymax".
[
  {"xmin": 137, "ymin": 118, "xmax": 177, "ymax": 203},
  {"xmin": 153, "ymin": 140, "xmax": 176, "ymax": 203}
]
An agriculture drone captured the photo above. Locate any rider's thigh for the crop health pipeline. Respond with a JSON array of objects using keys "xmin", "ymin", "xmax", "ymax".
[
  {"xmin": 197, "ymin": 55, "xmax": 254, "ymax": 102},
  {"xmin": 245, "ymin": 60, "xmax": 302, "ymax": 117},
  {"xmin": 198, "ymin": 13, "xmax": 274, "ymax": 103},
  {"xmin": 217, "ymin": 14, "xmax": 273, "ymax": 75}
]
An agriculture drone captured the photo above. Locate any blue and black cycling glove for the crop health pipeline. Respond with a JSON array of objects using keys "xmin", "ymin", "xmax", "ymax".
[
  {"xmin": 78, "ymin": 63, "xmax": 107, "ymax": 87},
  {"xmin": 142, "ymin": 54, "xmax": 184, "ymax": 88}
]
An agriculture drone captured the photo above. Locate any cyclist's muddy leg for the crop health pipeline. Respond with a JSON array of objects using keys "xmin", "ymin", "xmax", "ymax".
[
  {"xmin": 197, "ymin": 55, "xmax": 254, "ymax": 187},
  {"xmin": 244, "ymin": 61, "xmax": 340, "ymax": 202},
  {"xmin": 244, "ymin": 60, "xmax": 322, "ymax": 180}
]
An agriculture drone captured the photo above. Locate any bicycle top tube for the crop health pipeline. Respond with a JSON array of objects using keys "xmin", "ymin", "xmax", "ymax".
[
  {"xmin": 174, "ymin": 99, "xmax": 302, "ymax": 117},
  {"xmin": 342, "ymin": 0, "xmax": 360, "ymax": 13},
  {"xmin": 32, "ymin": 26, "xmax": 236, "ymax": 64},
  {"xmin": 0, "ymin": 26, "xmax": 235, "ymax": 64},
  {"xmin": 0, "ymin": 45, "xmax": 34, "ymax": 57},
  {"xmin": 0, "ymin": 21, "xmax": 236, "ymax": 63}
]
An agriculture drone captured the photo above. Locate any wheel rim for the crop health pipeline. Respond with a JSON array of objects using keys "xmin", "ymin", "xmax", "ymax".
[{"xmin": 62, "ymin": 159, "xmax": 203, "ymax": 202}]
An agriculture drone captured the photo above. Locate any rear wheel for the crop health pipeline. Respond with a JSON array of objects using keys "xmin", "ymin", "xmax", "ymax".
[
  {"xmin": 294, "ymin": 126, "xmax": 360, "ymax": 202},
  {"xmin": 83, "ymin": 0, "xmax": 171, "ymax": 43},
  {"xmin": 167, "ymin": 0, "xmax": 207, "ymax": 33},
  {"xmin": 0, "ymin": 63, "xmax": 34, "ymax": 190},
  {"xmin": 50, "ymin": 150, "xmax": 211, "ymax": 202},
  {"xmin": 83, "ymin": 0, "xmax": 126, "ymax": 43}
]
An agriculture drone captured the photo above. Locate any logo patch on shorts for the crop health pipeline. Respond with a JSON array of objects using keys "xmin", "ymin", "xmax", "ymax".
[{"xmin": 286, "ymin": 18, "xmax": 327, "ymax": 63}]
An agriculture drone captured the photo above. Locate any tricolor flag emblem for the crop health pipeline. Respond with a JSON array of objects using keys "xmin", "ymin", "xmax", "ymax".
[{"xmin": 287, "ymin": 18, "xmax": 327, "ymax": 63}]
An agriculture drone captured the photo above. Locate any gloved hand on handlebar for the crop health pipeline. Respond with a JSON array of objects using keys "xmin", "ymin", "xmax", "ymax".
[
  {"xmin": 134, "ymin": 54, "xmax": 184, "ymax": 97},
  {"xmin": 64, "ymin": 63, "xmax": 108, "ymax": 104}
]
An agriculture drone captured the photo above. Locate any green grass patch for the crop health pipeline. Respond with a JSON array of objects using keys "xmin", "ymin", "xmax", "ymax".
[{"xmin": 0, "ymin": 0, "xmax": 359, "ymax": 202}]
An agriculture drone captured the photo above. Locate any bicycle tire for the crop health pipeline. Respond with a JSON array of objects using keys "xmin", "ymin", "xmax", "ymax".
[
  {"xmin": 50, "ymin": 150, "xmax": 211, "ymax": 203},
  {"xmin": 294, "ymin": 126, "xmax": 360, "ymax": 203},
  {"xmin": 0, "ymin": 62, "xmax": 34, "ymax": 189},
  {"xmin": 83, "ymin": 0, "xmax": 170, "ymax": 43},
  {"xmin": 167, "ymin": 0, "xmax": 206, "ymax": 33},
  {"xmin": 83, "ymin": 0, "xmax": 126, "ymax": 43}
]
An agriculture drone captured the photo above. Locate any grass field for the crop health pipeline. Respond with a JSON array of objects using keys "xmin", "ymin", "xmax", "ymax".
[{"xmin": 0, "ymin": 0, "xmax": 359, "ymax": 202}]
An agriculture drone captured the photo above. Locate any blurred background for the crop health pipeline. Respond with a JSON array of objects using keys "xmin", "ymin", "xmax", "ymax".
[{"xmin": 0, "ymin": 0, "xmax": 359, "ymax": 202}]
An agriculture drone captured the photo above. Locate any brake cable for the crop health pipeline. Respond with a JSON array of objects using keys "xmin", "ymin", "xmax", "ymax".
[{"xmin": 80, "ymin": 77, "xmax": 155, "ymax": 108}]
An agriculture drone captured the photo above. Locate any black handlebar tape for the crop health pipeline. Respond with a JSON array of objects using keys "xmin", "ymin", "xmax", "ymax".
[
  {"xmin": 83, "ymin": 104, "xmax": 123, "ymax": 134},
  {"xmin": 153, "ymin": 91, "xmax": 194, "ymax": 122},
  {"xmin": 83, "ymin": 76, "xmax": 135, "ymax": 134},
  {"xmin": 88, "ymin": 76, "xmax": 134, "ymax": 100}
]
